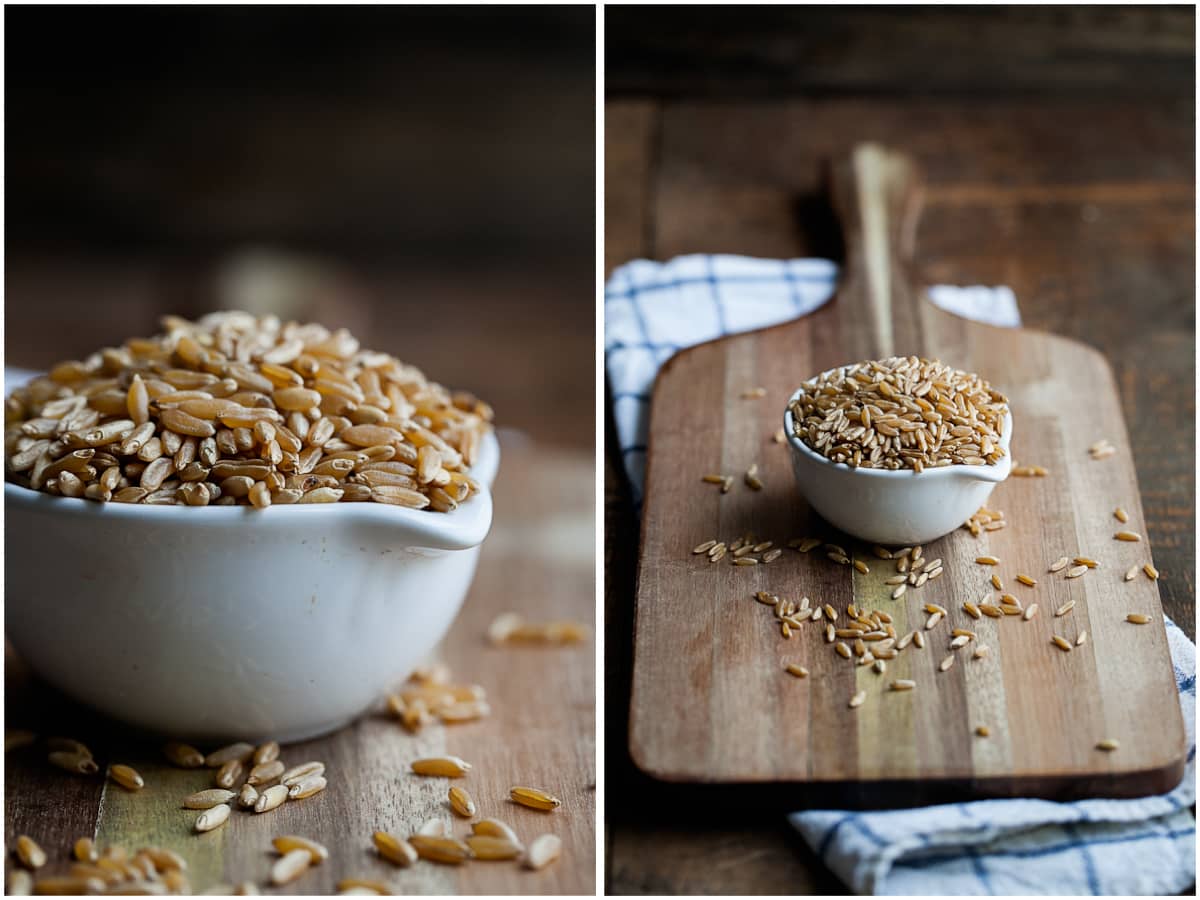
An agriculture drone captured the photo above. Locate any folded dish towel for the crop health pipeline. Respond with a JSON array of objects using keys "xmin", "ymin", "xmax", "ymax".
[{"xmin": 604, "ymin": 253, "xmax": 1196, "ymax": 896}]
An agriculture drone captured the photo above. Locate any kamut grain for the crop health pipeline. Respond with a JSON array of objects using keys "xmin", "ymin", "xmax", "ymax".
[
  {"xmin": 108, "ymin": 764, "xmax": 144, "ymax": 791},
  {"xmin": 523, "ymin": 834, "xmax": 562, "ymax": 870},
  {"xmin": 15, "ymin": 836, "xmax": 46, "ymax": 870},
  {"xmin": 787, "ymin": 357, "xmax": 1008, "ymax": 471},
  {"xmin": 511, "ymin": 786, "xmax": 561, "ymax": 811},
  {"xmin": 373, "ymin": 832, "xmax": 418, "ymax": 868},
  {"xmin": 255, "ymin": 785, "xmax": 289, "ymax": 813},
  {"xmin": 195, "ymin": 804, "xmax": 231, "ymax": 833},
  {"xmin": 448, "ymin": 786, "xmax": 476, "ymax": 818},
  {"xmin": 182, "ymin": 791, "xmax": 236, "ymax": 815},
  {"xmin": 474, "ymin": 818, "xmax": 521, "ymax": 845},
  {"xmin": 72, "ymin": 838, "xmax": 97, "ymax": 864},
  {"xmin": 408, "ymin": 835, "xmax": 472, "ymax": 865},
  {"xmin": 280, "ymin": 761, "xmax": 325, "ymax": 785},
  {"xmin": 467, "ymin": 834, "xmax": 524, "ymax": 860},
  {"xmin": 411, "ymin": 757, "xmax": 471, "ymax": 777},
  {"xmin": 271, "ymin": 850, "xmax": 312, "ymax": 886},
  {"xmin": 287, "ymin": 775, "xmax": 327, "ymax": 800},
  {"xmin": 6, "ymin": 314, "xmax": 492, "ymax": 509}
]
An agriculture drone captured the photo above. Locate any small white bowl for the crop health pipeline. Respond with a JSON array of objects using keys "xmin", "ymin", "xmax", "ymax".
[
  {"xmin": 4, "ymin": 432, "xmax": 498, "ymax": 743},
  {"xmin": 784, "ymin": 385, "xmax": 1011, "ymax": 546}
]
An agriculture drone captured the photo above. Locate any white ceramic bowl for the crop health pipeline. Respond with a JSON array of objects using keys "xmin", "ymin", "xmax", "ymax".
[
  {"xmin": 5, "ymin": 432, "xmax": 498, "ymax": 743},
  {"xmin": 784, "ymin": 384, "xmax": 1011, "ymax": 546}
]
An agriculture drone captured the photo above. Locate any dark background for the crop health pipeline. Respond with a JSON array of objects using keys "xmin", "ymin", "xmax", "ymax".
[
  {"xmin": 605, "ymin": 5, "xmax": 1194, "ymax": 894},
  {"xmin": 5, "ymin": 5, "xmax": 595, "ymax": 448}
]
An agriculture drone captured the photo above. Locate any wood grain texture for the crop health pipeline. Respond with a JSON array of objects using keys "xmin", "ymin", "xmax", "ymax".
[
  {"xmin": 608, "ymin": 6, "xmax": 1194, "ymax": 99},
  {"xmin": 5, "ymin": 439, "xmax": 594, "ymax": 894},
  {"xmin": 605, "ymin": 16, "xmax": 1193, "ymax": 889},
  {"xmin": 628, "ymin": 146, "xmax": 1187, "ymax": 797}
]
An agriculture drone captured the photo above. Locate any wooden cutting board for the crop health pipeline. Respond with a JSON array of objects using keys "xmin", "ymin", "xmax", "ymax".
[{"xmin": 628, "ymin": 144, "xmax": 1186, "ymax": 803}]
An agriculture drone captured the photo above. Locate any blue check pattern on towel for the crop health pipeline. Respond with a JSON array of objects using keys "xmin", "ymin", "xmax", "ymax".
[
  {"xmin": 605, "ymin": 254, "xmax": 1021, "ymax": 501},
  {"xmin": 605, "ymin": 254, "xmax": 1196, "ymax": 896}
]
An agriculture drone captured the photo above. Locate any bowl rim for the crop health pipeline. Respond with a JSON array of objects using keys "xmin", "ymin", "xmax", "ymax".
[
  {"xmin": 783, "ymin": 378, "xmax": 1013, "ymax": 483},
  {"xmin": 4, "ymin": 429, "xmax": 499, "ymax": 552}
]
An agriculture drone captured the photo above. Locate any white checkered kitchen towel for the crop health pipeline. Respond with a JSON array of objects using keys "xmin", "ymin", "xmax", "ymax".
[{"xmin": 605, "ymin": 253, "xmax": 1196, "ymax": 896}]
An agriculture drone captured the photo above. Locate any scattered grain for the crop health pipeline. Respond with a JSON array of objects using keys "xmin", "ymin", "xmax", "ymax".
[
  {"xmin": 72, "ymin": 838, "xmax": 97, "ymax": 864},
  {"xmin": 205, "ymin": 742, "xmax": 254, "ymax": 768},
  {"xmin": 15, "ymin": 836, "xmax": 46, "ymax": 870},
  {"xmin": 216, "ymin": 759, "xmax": 244, "ymax": 790},
  {"xmin": 511, "ymin": 786, "xmax": 561, "ymax": 811},
  {"xmin": 411, "ymin": 756, "xmax": 471, "ymax": 777},
  {"xmin": 408, "ymin": 835, "xmax": 472, "ymax": 865},
  {"xmin": 448, "ymin": 786, "xmax": 476, "ymax": 818},
  {"xmin": 287, "ymin": 775, "xmax": 327, "ymax": 800},
  {"xmin": 183, "ymin": 789, "xmax": 237, "ymax": 809},
  {"xmin": 271, "ymin": 850, "xmax": 312, "ymax": 886},
  {"xmin": 195, "ymin": 804, "xmax": 231, "ymax": 833},
  {"xmin": 48, "ymin": 751, "xmax": 99, "ymax": 775},
  {"xmin": 108, "ymin": 764, "xmax": 144, "ymax": 791},
  {"xmin": 280, "ymin": 761, "xmax": 325, "ymax": 785},
  {"xmin": 255, "ymin": 785, "xmax": 289, "ymax": 813},
  {"xmin": 373, "ymin": 832, "xmax": 418, "ymax": 868}
]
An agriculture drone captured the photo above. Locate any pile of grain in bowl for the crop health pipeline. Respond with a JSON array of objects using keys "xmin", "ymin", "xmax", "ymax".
[
  {"xmin": 787, "ymin": 356, "xmax": 1008, "ymax": 472},
  {"xmin": 4, "ymin": 312, "xmax": 493, "ymax": 509}
]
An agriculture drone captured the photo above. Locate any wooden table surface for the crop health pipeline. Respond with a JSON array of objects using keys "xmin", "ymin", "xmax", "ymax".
[
  {"xmin": 6, "ymin": 435, "xmax": 595, "ymax": 894},
  {"xmin": 604, "ymin": 40, "xmax": 1195, "ymax": 892}
]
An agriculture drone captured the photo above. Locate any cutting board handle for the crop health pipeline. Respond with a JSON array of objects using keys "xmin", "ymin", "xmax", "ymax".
[{"xmin": 829, "ymin": 143, "xmax": 927, "ymax": 360}]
